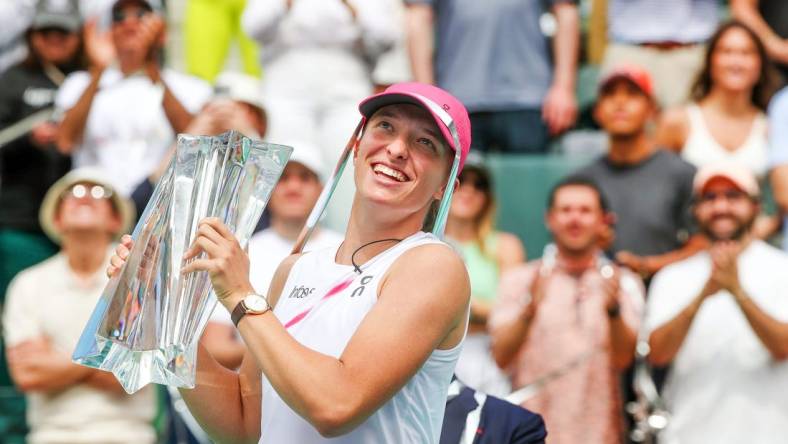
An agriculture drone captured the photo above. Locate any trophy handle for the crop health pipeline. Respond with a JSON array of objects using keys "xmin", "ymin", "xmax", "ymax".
[{"xmin": 292, "ymin": 120, "xmax": 363, "ymax": 255}]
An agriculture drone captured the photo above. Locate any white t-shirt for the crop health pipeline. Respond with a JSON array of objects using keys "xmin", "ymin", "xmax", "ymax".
[
  {"xmin": 210, "ymin": 227, "xmax": 342, "ymax": 326},
  {"xmin": 645, "ymin": 240, "xmax": 788, "ymax": 444},
  {"xmin": 55, "ymin": 67, "xmax": 212, "ymax": 196},
  {"xmin": 261, "ymin": 231, "xmax": 463, "ymax": 443},
  {"xmin": 2, "ymin": 251, "xmax": 156, "ymax": 444}
]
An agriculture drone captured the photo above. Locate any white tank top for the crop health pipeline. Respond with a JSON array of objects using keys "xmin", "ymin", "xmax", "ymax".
[
  {"xmin": 260, "ymin": 231, "xmax": 464, "ymax": 444},
  {"xmin": 682, "ymin": 104, "xmax": 769, "ymax": 177}
]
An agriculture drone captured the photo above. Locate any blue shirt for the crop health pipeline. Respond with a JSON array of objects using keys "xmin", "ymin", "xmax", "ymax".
[
  {"xmin": 768, "ymin": 87, "xmax": 788, "ymax": 250},
  {"xmin": 608, "ymin": 0, "xmax": 719, "ymax": 44},
  {"xmin": 406, "ymin": 0, "xmax": 576, "ymax": 112}
]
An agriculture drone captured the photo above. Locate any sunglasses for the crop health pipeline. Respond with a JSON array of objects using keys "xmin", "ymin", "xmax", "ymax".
[
  {"xmin": 111, "ymin": 8, "xmax": 150, "ymax": 24},
  {"xmin": 696, "ymin": 189, "xmax": 749, "ymax": 204},
  {"xmin": 459, "ymin": 175, "xmax": 489, "ymax": 192},
  {"xmin": 62, "ymin": 184, "xmax": 114, "ymax": 201}
]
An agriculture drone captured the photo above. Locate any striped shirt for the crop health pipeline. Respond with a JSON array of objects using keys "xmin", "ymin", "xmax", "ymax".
[{"xmin": 608, "ymin": 0, "xmax": 719, "ymax": 44}]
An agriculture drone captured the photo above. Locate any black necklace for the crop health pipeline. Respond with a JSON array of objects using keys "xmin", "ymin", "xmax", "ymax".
[{"xmin": 350, "ymin": 238, "xmax": 403, "ymax": 274}]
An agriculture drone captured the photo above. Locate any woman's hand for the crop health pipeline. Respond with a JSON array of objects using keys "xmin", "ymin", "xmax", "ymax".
[
  {"xmin": 107, "ymin": 235, "xmax": 134, "ymax": 278},
  {"xmin": 181, "ymin": 218, "xmax": 255, "ymax": 308}
]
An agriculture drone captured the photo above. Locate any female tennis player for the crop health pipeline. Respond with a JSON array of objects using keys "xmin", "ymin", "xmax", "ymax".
[{"xmin": 109, "ymin": 82, "xmax": 472, "ymax": 443}]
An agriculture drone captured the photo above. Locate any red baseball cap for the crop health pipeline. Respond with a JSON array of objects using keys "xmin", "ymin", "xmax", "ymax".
[
  {"xmin": 598, "ymin": 64, "xmax": 655, "ymax": 98},
  {"xmin": 693, "ymin": 163, "xmax": 760, "ymax": 197},
  {"xmin": 358, "ymin": 82, "xmax": 472, "ymax": 172}
]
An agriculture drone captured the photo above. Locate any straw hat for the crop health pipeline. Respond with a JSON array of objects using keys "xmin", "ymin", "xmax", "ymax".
[{"xmin": 39, "ymin": 167, "xmax": 136, "ymax": 244}]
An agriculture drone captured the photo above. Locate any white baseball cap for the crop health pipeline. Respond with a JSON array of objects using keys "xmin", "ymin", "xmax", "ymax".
[
  {"xmin": 693, "ymin": 163, "xmax": 760, "ymax": 197},
  {"xmin": 213, "ymin": 72, "xmax": 265, "ymax": 113},
  {"xmin": 283, "ymin": 140, "xmax": 325, "ymax": 182}
]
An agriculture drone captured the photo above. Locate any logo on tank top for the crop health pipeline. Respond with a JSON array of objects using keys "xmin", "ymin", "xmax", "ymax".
[
  {"xmin": 288, "ymin": 285, "xmax": 316, "ymax": 299},
  {"xmin": 350, "ymin": 275, "xmax": 374, "ymax": 298}
]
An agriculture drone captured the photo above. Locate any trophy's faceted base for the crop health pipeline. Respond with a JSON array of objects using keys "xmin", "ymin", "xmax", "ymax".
[{"xmin": 75, "ymin": 336, "xmax": 195, "ymax": 394}]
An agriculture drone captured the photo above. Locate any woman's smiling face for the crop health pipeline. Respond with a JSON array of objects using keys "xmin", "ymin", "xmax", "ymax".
[{"xmin": 354, "ymin": 103, "xmax": 453, "ymax": 216}]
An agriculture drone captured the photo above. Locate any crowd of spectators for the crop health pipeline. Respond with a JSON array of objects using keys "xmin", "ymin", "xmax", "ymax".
[{"xmin": 1, "ymin": 0, "xmax": 788, "ymax": 443}]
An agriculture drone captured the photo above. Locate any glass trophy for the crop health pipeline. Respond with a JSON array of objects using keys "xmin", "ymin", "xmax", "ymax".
[{"xmin": 72, "ymin": 131, "xmax": 292, "ymax": 394}]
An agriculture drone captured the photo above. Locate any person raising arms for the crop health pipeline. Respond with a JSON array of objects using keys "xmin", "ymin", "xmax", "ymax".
[{"xmin": 108, "ymin": 82, "xmax": 472, "ymax": 443}]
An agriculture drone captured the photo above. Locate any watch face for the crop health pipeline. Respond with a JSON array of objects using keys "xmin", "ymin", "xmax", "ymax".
[{"xmin": 244, "ymin": 294, "xmax": 269, "ymax": 313}]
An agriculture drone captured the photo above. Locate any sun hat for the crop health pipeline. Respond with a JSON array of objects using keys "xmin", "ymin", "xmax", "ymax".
[{"xmin": 39, "ymin": 167, "xmax": 136, "ymax": 244}]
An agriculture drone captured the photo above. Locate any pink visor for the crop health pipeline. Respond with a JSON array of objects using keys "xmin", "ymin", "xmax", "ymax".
[{"xmin": 358, "ymin": 82, "xmax": 472, "ymax": 173}]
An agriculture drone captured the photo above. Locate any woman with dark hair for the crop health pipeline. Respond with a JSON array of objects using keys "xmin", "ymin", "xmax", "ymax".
[
  {"xmin": 0, "ymin": 1, "xmax": 83, "ymax": 296},
  {"xmin": 0, "ymin": 1, "xmax": 83, "ymax": 441},
  {"xmin": 445, "ymin": 158, "xmax": 525, "ymax": 396},
  {"xmin": 656, "ymin": 21, "xmax": 780, "ymax": 178}
]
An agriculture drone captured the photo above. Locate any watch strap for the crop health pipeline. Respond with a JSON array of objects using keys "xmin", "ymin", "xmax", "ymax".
[{"xmin": 231, "ymin": 300, "xmax": 247, "ymax": 327}]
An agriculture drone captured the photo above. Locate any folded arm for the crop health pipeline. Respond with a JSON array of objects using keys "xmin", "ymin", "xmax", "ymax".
[{"xmin": 7, "ymin": 337, "xmax": 124, "ymax": 394}]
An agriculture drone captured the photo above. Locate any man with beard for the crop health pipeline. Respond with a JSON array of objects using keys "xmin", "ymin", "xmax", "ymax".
[
  {"xmin": 489, "ymin": 177, "xmax": 644, "ymax": 444},
  {"xmin": 646, "ymin": 163, "xmax": 788, "ymax": 444}
]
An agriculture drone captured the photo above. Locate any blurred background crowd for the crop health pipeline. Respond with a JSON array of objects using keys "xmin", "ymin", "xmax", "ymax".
[{"xmin": 2, "ymin": 0, "xmax": 788, "ymax": 443}]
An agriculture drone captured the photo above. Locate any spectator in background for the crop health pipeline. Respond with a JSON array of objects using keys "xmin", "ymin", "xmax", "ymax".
[
  {"xmin": 3, "ymin": 168, "xmax": 157, "ymax": 444},
  {"xmin": 445, "ymin": 157, "xmax": 525, "ymax": 396},
  {"xmin": 439, "ymin": 378, "xmax": 547, "ymax": 444},
  {"xmin": 657, "ymin": 22, "xmax": 783, "ymax": 241},
  {"xmin": 490, "ymin": 177, "xmax": 643, "ymax": 444},
  {"xmin": 242, "ymin": 0, "xmax": 399, "ymax": 231},
  {"xmin": 769, "ymin": 86, "xmax": 788, "ymax": 251},
  {"xmin": 184, "ymin": 0, "xmax": 261, "ymax": 82},
  {"xmin": 0, "ymin": 0, "xmax": 82, "ymax": 298},
  {"xmin": 0, "ymin": 2, "xmax": 82, "ymax": 438},
  {"xmin": 601, "ymin": 0, "xmax": 719, "ymax": 108},
  {"xmin": 0, "ymin": 0, "xmax": 37, "ymax": 75},
  {"xmin": 405, "ymin": 0, "xmax": 579, "ymax": 153},
  {"xmin": 576, "ymin": 65, "xmax": 703, "ymax": 280},
  {"xmin": 56, "ymin": 0, "xmax": 212, "ymax": 197},
  {"xmin": 204, "ymin": 141, "xmax": 343, "ymax": 369},
  {"xmin": 241, "ymin": 0, "xmax": 398, "ymax": 161},
  {"xmin": 732, "ymin": 0, "xmax": 788, "ymax": 82},
  {"xmin": 646, "ymin": 164, "xmax": 788, "ymax": 444},
  {"xmin": 247, "ymin": 142, "xmax": 343, "ymax": 295},
  {"xmin": 129, "ymin": 71, "xmax": 268, "ymax": 213},
  {"xmin": 656, "ymin": 22, "xmax": 778, "ymax": 178}
]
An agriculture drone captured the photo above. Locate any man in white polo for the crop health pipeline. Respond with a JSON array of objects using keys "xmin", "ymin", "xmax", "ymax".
[{"xmin": 646, "ymin": 164, "xmax": 788, "ymax": 444}]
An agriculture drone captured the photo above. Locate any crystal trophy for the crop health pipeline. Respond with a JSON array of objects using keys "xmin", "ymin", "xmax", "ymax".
[{"xmin": 72, "ymin": 131, "xmax": 292, "ymax": 394}]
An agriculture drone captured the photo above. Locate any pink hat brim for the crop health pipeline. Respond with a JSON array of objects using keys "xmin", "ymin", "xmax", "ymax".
[{"xmin": 358, "ymin": 92, "xmax": 465, "ymax": 172}]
